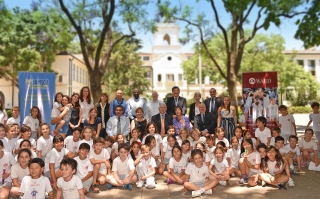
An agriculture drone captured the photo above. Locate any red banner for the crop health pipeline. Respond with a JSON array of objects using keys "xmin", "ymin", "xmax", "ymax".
[{"xmin": 242, "ymin": 71, "xmax": 278, "ymax": 88}]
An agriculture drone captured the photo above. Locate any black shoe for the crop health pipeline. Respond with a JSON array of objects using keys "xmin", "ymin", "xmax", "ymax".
[{"xmin": 278, "ymin": 183, "xmax": 287, "ymax": 190}]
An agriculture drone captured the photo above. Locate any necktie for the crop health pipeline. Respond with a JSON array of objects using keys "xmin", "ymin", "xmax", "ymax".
[
  {"xmin": 211, "ymin": 98, "xmax": 215, "ymax": 113},
  {"xmin": 161, "ymin": 114, "xmax": 165, "ymax": 135},
  {"xmin": 201, "ymin": 114, "xmax": 204, "ymax": 123},
  {"xmin": 175, "ymin": 98, "xmax": 178, "ymax": 106},
  {"xmin": 117, "ymin": 117, "xmax": 121, "ymax": 134}
]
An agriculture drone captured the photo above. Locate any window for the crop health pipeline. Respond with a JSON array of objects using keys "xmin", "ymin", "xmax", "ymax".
[
  {"xmin": 308, "ymin": 60, "xmax": 315, "ymax": 70},
  {"xmin": 146, "ymin": 71, "xmax": 151, "ymax": 79},
  {"xmin": 72, "ymin": 65, "xmax": 75, "ymax": 80},
  {"xmin": 84, "ymin": 71, "xmax": 87, "ymax": 84},
  {"xmin": 143, "ymin": 56, "xmax": 150, "ymax": 61},
  {"xmin": 76, "ymin": 66, "xmax": 78, "ymax": 82},
  {"xmin": 178, "ymin": 74, "xmax": 183, "ymax": 81},
  {"xmin": 157, "ymin": 74, "xmax": 162, "ymax": 82},
  {"xmin": 58, "ymin": 75, "xmax": 63, "ymax": 82},
  {"xmin": 311, "ymin": 71, "xmax": 316, "ymax": 76},
  {"xmin": 166, "ymin": 74, "xmax": 174, "ymax": 81},
  {"xmin": 297, "ymin": 60, "xmax": 304, "ymax": 66},
  {"xmin": 80, "ymin": 68, "xmax": 82, "ymax": 83}
]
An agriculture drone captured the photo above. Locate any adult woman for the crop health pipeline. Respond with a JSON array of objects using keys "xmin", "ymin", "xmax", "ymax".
[
  {"xmin": 172, "ymin": 106, "xmax": 190, "ymax": 135},
  {"xmin": 79, "ymin": 86, "xmax": 94, "ymax": 128},
  {"xmin": 188, "ymin": 92, "xmax": 201, "ymax": 127},
  {"xmin": 130, "ymin": 107, "xmax": 148, "ymax": 140},
  {"xmin": 83, "ymin": 108, "xmax": 101, "ymax": 138},
  {"xmin": 95, "ymin": 93, "xmax": 110, "ymax": 138},
  {"xmin": 0, "ymin": 99, "xmax": 7, "ymax": 124},
  {"xmin": 217, "ymin": 96, "xmax": 237, "ymax": 142},
  {"xmin": 68, "ymin": 93, "xmax": 82, "ymax": 135}
]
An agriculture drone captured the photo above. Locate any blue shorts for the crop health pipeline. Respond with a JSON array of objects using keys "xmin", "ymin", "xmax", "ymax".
[{"xmin": 59, "ymin": 121, "xmax": 69, "ymax": 134}]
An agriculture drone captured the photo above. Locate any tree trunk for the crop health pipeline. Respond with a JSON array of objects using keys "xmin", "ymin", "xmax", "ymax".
[
  {"xmin": 89, "ymin": 69, "xmax": 102, "ymax": 103},
  {"xmin": 227, "ymin": 70, "xmax": 239, "ymax": 120}
]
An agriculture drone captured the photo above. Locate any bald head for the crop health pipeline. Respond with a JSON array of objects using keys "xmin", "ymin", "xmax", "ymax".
[
  {"xmin": 116, "ymin": 90, "xmax": 123, "ymax": 100},
  {"xmin": 152, "ymin": 91, "xmax": 159, "ymax": 101}
]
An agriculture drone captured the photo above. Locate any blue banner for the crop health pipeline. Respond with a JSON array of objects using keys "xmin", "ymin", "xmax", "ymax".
[{"xmin": 18, "ymin": 72, "xmax": 55, "ymax": 126}]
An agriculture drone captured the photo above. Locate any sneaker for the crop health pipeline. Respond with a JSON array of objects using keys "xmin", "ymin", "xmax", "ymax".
[
  {"xmin": 124, "ymin": 184, "xmax": 132, "ymax": 191},
  {"xmin": 301, "ymin": 161, "xmax": 307, "ymax": 167},
  {"xmin": 288, "ymin": 178, "xmax": 295, "ymax": 187},
  {"xmin": 91, "ymin": 184, "xmax": 100, "ymax": 193},
  {"xmin": 293, "ymin": 161, "xmax": 298, "ymax": 167},
  {"xmin": 192, "ymin": 190, "xmax": 202, "ymax": 198},
  {"xmin": 107, "ymin": 184, "xmax": 113, "ymax": 189},
  {"xmin": 167, "ymin": 179, "xmax": 174, "ymax": 185},
  {"xmin": 204, "ymin": 189, "xmax": 212, "ymax": 195},
  {"xmin": 136, "ymin": 180, "xmax": 144, "ymax": 188},
  {"xmin": 219, "ymin": 181, "xmax": 227, "ymax": 186},
  {"xmin": 278, "ymin": 183, "xmax": 287, "ymax": 190},
  {"xmin": 261, "ymin": 180, "xmax": 266, "ymax": 187},
  {"xmin": 238, "ymin": 178, "xmax": 246, "ymax": 184}
]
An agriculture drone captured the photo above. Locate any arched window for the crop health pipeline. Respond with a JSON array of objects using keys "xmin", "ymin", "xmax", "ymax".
[{"xmin": 163, "ymin": 33, "xmax": 171, "ymax": 45}]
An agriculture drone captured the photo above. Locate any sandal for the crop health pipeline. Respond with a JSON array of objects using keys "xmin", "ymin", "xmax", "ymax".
[{"xmin": 91, "ymin": 184, "xmax": 100, "ymax": 193}]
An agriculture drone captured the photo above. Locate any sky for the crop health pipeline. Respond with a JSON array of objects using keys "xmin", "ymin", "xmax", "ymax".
[{"xmin": 5, "ymin": 0, "xmax": 306, "ymax": 53}]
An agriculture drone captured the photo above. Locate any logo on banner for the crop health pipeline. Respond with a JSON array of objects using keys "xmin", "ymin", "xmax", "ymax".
[
  {"xmin": 26, "ymin": 79, "xmax": 49, "ymax": 88},
  {"xmin": 248, "ymin": 78, "xmax": 271, "ymax": 85}
]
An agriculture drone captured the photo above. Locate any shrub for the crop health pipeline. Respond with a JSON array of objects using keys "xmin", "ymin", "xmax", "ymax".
[{"xmin": 288, "ymin": 106, "xmax": 312, "ymax": 114}]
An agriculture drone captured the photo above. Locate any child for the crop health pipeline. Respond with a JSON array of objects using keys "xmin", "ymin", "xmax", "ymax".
[
  {"xmin": 259, "ymin": 146, "xmax": 289, "ymax": 189},
  {"xmin": 243, "ymin": 129, "xmax": 257, "ymax": 150},
  {"xmin": 206, "ymin": 135, "xmax": 216, "ymax": 161},
  {"xmin": 74, "ymin": 143, "xmax": 93, "ymax": 195},
  {"xmin": 106, "ymin": 143, "xmax": 137, "ymax": 190},
  {"xmin": 7, "ymin": 106, "xmax": 20, "ymax": 125},
  {"xmin": 64, "ymin": 127, "xmax": 82, "ymax": 153},
  {"xmin": 14, "ymin": 126, "xmax": 36, "ymax": 154},
  {"xmin": 190, "ymin": 128, "xmax": 206, "ymax": 149},
  {"xmin": 255, "ymin": 116, "xmax": 271, "ymax": 147},
  {"xmin": 23, "ymin": 106, "xmax": 41, "ymax": 139},
  {"xmin": 36, "ymin": 123, "xmax": 53, "ymax": 160},
  {"xmin": 0, "ymin": 140, "xmax": 15, "ymax": 199},
  {"xmin": 51, "ymin": 92, "xmax": 71, "ymax": 135},
  {"xmin": 135, "ymin": 144, "xmax": 157, "ymax": 188},
  {"xmin": 129, "ymin": 141, "xmax": 141, "ymax": 161},
  {"xmin": 162, "ymin": 125, "xmax": 176, "ymax": 147},
  {"xmin": 17, "ymin": 140, "xmax": 37, "ymax": 159},
  {"xmin": 159, "ymin": 135, "xmax": 178, "ymax": 174},
  {"xmin": 163, "ymin": 145, "xmax": 187, "ymax": 185},
  {"xmin": 244, "ymin": 92, "xmax": 253, "ymax": 121},
  {"xmin": 238, "ymin": 138, "xmax": 261, "ymax": 186},
  {"xmin": 145, "ymin": 135, "xmax": 159, "ymax": 165},
  {"xmin": 56, "ymin": 158, "xmax": 85, "ymax": 199},
  {"xmin": 306, "ymin": 102, "xmax": 320, "ymax": 150},
  {"xmin": 177, "ymin": 127, "xmax": 191, "ymax": 146},
  {"xmin": 51, "ymin": 92, "xmax": 63, "ymax": 125},
  {"xmin": 142, "ymin": 122, "xmax": 162, "ymax": 151},
  {"xmin": 278, "ymin": 105, "xmax": 296, "ymax": 143},
  {"xmin": 227, "ymin": 136, "xmax": 241, "ymax": 177},
  {"xmin": 19, "ymin": 158, "xmax": 53, "ymax": 199},
  {"xmin": 0, "ymin": 123, "xmax": 5, "ymax": 140},
  {"xmin": 216, "ymin": 141, "xmax": 228, "ymax": 159},
  {"xmin": 238, "ymin": 104, "xmax": 246, "ymax": 127},
  {"xmin": 130, "ymin": 128, "xmax": 141, "ymax": 145},
  {"xmin": 299, "ymin": 129, "xmax": 319, "ymax": 167},
  {"xmin": 44, "ymin": 135, "xmax": 75, "ymax": 190},
  {"xmin": 104, "ymin": 136, "xmax": 114, "ymax": 155},
  {"xmin": 270, "ymin": 127, "xmax": 280, "ymax": 146},
  {"xmin": 195, "ymin": 141, "xmax": 211, "ymax": 165},
  {"xmin": 83, "ymin": 108, "xmax": 101, "ymax": 138},
  {"xmin": 111, "ymin": 134, "xmax": 125, "ymax": 161},
  {"xmin": 209, "ymin": 147, "xmax": 230, "ymax": 186},
  {"xmin": 76, "ymin": 126, "xmax": 94, "ymax": 152},
  {"xmin": 234, "ymin": 126, "xmax": 243, "ymax": 148},
  {"xmin": 2, "ymin": 124, "xmax": 18, "ymax": 153},
  {"xmin": 181, "ymin": 140, "xmax": 191, "ymax": 163},
  {"xmin": 268, "ymin": 98, "xmax": 278, "ymax": 122},
  {"xmin": 10, "ymin": 148, "xmax": 31, "ymax": 197},
  {"xmin": 55, "ymin": 95, "xmax": 73, "ymax": 138},
  {"xmin": 282, "ymin": 135, "xmax": 301, "ymax": 173},
  {"xmin": 184, "ymin": 149, "xmax": 218, "ymax": 197},
  {"xmin": 215, "ymin": 127, "xmax": 230, "ymax": 148},
  {"xmin": 89, "ymin": 137, "xmax": 111, "ymax": 192}
]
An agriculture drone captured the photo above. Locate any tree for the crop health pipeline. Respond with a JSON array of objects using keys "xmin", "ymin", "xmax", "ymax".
[
  {"xmin": 158, "ymin": 0, "xmax": 307, "ymax": 110},
  {"xmin": 57, "ymin": 0, "xmax": 155, "ymax": 102},
  {"xmin": 0, "ymin": 4, "xmax": 73, "ymax": 86},
  {"xmin": 103, "ymin": 38, "xmax": 150, "ymax": 96}
]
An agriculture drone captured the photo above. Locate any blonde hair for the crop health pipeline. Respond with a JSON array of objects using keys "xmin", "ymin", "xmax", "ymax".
[{"xmin": 141, "ymin": 144, "xmax": 150, "ymax": 152}]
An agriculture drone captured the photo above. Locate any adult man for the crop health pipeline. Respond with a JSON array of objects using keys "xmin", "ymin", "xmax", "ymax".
[
  {"xmin": 151, "ymin": 103, "xmax": 173, "ymax": 137},
  {"xmin": 106, "ymin": 105, "xmax": 130, "ymax": 139},
  {"xmin": 146, "ymin": 91, "xmax": 163, "ymax": 121},
  {"xmin": 194, "ymin": 104, "xmax": 215, "ymax": 136},
  {"xmin": 166, "ymin": 86, "xmax": 186, "ymax": 118},
  {"xmin": 204, "ymin": 88, "xmax": 222, "ymax": 130},
  {"xmin": 110, "ymin": 90, "xmax": 128, "ymax": 117},
  {"xmin": 127, "ymin": 88, "xmax": 147, "ymax": 120}
]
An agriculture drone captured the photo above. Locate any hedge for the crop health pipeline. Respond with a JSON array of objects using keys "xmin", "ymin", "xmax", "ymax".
[{"xmin": 288, "ymin": 106, "xmax": 312, "ymax": 114}]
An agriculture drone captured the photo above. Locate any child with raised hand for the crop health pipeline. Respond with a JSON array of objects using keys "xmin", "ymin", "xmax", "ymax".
[
  {"xmin": 135, "ymin": 144, "xmax": 157, "ymax": 189},
  {"xmin": 7, "ymin": 106, "xmax": 20, "ymax": 125},
  {"xmin": 10, "ymin": 148, "xmax": 31, "ymax": 197},
  {"xmin": 270, "ymin": 127, "xmax": 280, "ymax": 146},
  {"xmin": 209, "ymin": 147, "xmax": 230, "ymax": 186},
  {"xmin": 215, "ymin": 127, "xmax": 230, "ymax": 148},
  {"xmin": 259, "ymin": 146, "xmax": 289, "ymax": 189},
  {"xmin": 243, "ymin": 129, "xmax": 257, "ymax": 150},
  {"xmin": 2, "ymin": 124, "xmax": 18, "ymax": 153},
  {"xmin": 306, "ymin": 102, "xmax": 320, "ymax": 150},
  {"xmin": 104, "ymin": 136, "xmax": 114, "ymax": 155},
  {"xmin": 181, "ymin": 140, "xmax": 191, "ymax": 163},
  {"xmin": 74, "ymin": 143, "xmax": 93, "ymax": 195},
  {"xmin": 129, "ymin": 141, "xmax": 141, "ymax": 161},
  {"xmin": 206, "ymin": 135, "xmax": 216, "ymax": 161},
  {"xmin": 227, "ymin": 136, "xmax": 241, "ymax": 177},
  {"xmin": 76, "ymin": 126, "xmax": 94, "ymax": 152},
  {"xmin": 277, "ymin": 105, "xmax": 296, "ymax": 143},
  {"xmin": 282, "ymin": 135, "xmax": 302, "ymax": 173},
  {"xmin": 56, "ymin": 158, "xmax": 85, "ymax": 199},
  {"xmin": 130, "ymin": 128, "xmax": 141, "ymax": 145},
  {"xmin": 64, "ymin": 127, "xmax": 82, "ymax": 153},
  {"xmin": 159, "ymin": 135, "xmax": 178, "ymax": 174},
  {"xmin": 238, "ymin": 138, "xmax": 261, "ymax": 186},
  {"xmin": 190, "ymin": 128, "xmax": 206, "ymax": 150},
  {"xmin": 23, "ymin": 106, "xmax": 42, "ymax": 139},
  {"xmin": 36, "ymin": 123, "xmax": 53, "ymax": 160},
  {"xmin": 299, "ymin": 129, "xmax": 319, "ymax": 168},
  {"xmin": 145, "ymin": 135, "xmax": 159, "ymax": 166},
  {"xmin": 0, "ymin": 140, "xmax": 15, "ymax": 199},
  {"xmin": 111, "ymin": 133, "xmax": 125, "ymax": 161},
  {"xmin": 142, "ymin": 122, "xmax": 163, "ymax": 151},
  {"xmin": 14, "ymin": 126, "xmax": 36, "ymax": 154},
  {"xmin": 89, "ymin": 137, "xmax": 111, "ymax": 193},
  {"xmin": 19, "ymin": 158, "xmax": 53, "ymax": 199},
  {"xmin": 106, "ymin": 143, "xmax": 137, "ymax": 191},
  {"xmin": 255, "ymin": 116, "xmax": 271, "ymax": 147},
  {"xmin": 44, "ymin": 135, "xmax": 75, "ymax": 190},
  {"xmin": 184, "ymin": 149, "xmax": 218, "ymax": 197},
  {"xmin": 163, "ymin": 145, "xmax": 187, "ymax": 185}
]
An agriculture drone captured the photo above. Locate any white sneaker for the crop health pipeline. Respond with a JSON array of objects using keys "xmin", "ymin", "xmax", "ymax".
[
  {"xmin": 288, "ymin": 178, "xmax": 295, "ymax": 187},
  {"xmin": 204, "ymin": 189, "xmax": 212, "ymax": 195},
  {"xmin": 219, "ymin": 180, "xmax": 227, "ymax": 186},
  {"xmin": 136, "ymin": 180, "xmax": 144, "ymax": 188},
  {"xmin": 192, "ymin": 190, "xmax": 202, "ymax": 198}
]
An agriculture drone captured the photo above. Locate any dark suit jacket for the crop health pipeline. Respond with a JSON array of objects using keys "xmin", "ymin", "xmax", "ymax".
[
  {"xmin": 189, "ymin": 103, "xmax": 196, "ymax": 126},
  {"xmin": 151, "ymin": 113, "xmax": 173, "ymax": 133},
  {"xmin": 166, "ymin": 96, "xmax": 187, "ymax": 116},
  {"xmin": 194, "ymin": 112, "xmax": 215, "ymax": 134},
  {"xmin": 204, "ymin": 97, "xmax": 222, "ymax": 130}
]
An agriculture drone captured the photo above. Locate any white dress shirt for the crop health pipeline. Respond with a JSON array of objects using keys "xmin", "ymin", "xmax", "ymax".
[
  {"xmin": 146, "ymin": 100, "xmax": 163, "ymax": 121},
  {"xmin": 127, "ymin": 97, "xmax": 147, "ymax": 119},
  {"xmin": 106, "ymin": 115, "xmax": 130, "ymax": 136}
]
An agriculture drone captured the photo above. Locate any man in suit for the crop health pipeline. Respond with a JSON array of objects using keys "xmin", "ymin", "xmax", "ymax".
[
  {"xmin": 151, "ymin": 103, "xmax": 173, "ymax": 137},
  {"xmin": 194, "ymin": 104, "xmax": 215, "ymax": 136},
  {"xmin": 204, "ymin": 88, "xmax": 222, "ymax": 131},
  {"xmin": 166, "ymin": 86, "xmax": 187, "ymax": 118}
]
